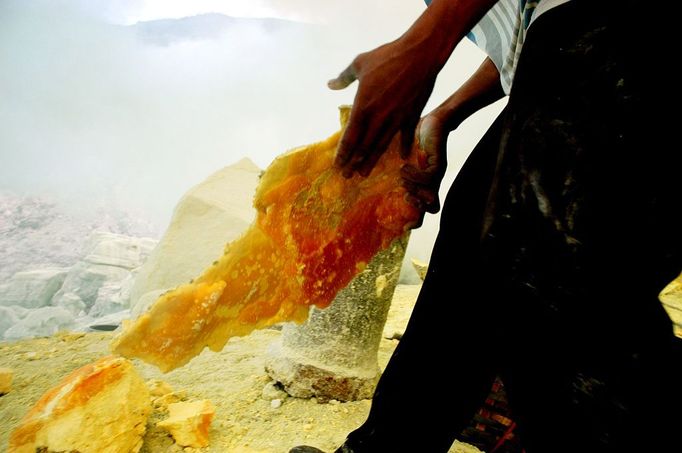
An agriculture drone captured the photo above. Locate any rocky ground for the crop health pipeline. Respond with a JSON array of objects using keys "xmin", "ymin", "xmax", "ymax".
[{"xmin": 0, "ymin": 285, "xmax": 482, "ymax": 453}]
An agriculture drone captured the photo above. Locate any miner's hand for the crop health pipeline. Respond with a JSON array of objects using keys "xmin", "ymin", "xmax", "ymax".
[
  {"xmin": 329, "ymin": 39, "xmax": 438, "ymax": 178},
  {"xmin": 401, "ymin": 114, "xmax": 448, "ymax": 228}
]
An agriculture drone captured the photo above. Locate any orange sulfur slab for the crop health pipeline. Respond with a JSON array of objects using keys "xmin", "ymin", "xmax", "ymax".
[{"xmin": 111, "ymin": 107, "xmax": 422, "ymax": 372}]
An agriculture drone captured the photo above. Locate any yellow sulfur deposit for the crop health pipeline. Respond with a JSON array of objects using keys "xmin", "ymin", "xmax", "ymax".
[
  {"xmin": 157, "ymin": 400, "xmax": 216, "ymax": 448},
  {"xmin": 8, "ymin": 356, "xmax": 151, "ymax": 453}
]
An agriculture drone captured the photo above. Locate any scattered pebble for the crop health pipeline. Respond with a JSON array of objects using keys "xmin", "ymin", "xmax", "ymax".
[
  {"xmin": 261, "ymin": 381, "xmax": 288, "ymax": 401},
  {"xmin": 270, "ymin": 399, "xmax": 282, "ymax": 409}
]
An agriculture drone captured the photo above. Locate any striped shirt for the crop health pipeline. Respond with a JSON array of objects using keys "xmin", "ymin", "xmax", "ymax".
[{"xmin": 425, "ymin": 0, "xmax": 571, "ymax": 93}]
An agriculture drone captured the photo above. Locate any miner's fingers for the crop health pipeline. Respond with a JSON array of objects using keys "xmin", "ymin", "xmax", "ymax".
[
  {"xmin": 335, "ymin": 107, "xmax": 368, "ymax": 174},
  {"xmin": 328, "ymin": 63, "xmax": 358, "ymax": 90}
]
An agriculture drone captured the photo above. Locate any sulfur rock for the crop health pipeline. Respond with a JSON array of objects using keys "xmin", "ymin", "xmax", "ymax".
[
  {"xmin": 112, "ymin": 107, "xmax": 421, "ymax": 372},
  {"xmin": 157, "ymin": 400, "xmax": 215, "ymax": 448},
  {"xmin": 8, "ymin": 356, "xmax": 151, "ymax": 453}
]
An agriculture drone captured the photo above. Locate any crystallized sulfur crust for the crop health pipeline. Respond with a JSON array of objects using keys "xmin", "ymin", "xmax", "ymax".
[{"xmin": 111, "ymin": 107, "xmax": 422, "ymax": 372}]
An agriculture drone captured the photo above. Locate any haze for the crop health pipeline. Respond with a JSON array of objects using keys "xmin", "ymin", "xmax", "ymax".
[{"xmin": 0, "ymin": 0, "xmax": 505, "ymax": 269}]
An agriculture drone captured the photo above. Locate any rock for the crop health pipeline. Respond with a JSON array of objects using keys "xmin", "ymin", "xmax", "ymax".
[
  {"xmin": 411, "ymin": 258, "xmax": 429, "ymax": 281},
  {"xmin": 0, "ymin": 268, "xmax": 68, "ymax": 309},
  {"xmin": 83, "ymin": 231, "xmax": 157, "ymax": 269},
  {"xmin": 130, "ymin": 158, "xmax": 261, "ymax": 311},
  {"xmin": 157, "ymin": 400, "xmax": 215, "ymax": 448},
  {"xmin": 89, "ymin": 273, "xmax": 135, "ymax": 318},
  {"xmin": 74, "ymin": 309, "xmax": 132, "ymax": 333},
  {"xmin": 54, "ymin": 292, "xmax": 87, "ymax": 315},
  {"xmin": 153, "ymin": 391, "xmax": 186, "ymax": 410},
  {"xmin": 659, "ymin": 272, "xmax": 682, "ymax": 338},
  {"xmin": 148, "ymin": 379, "xmax": 174, "ymax": 397},
  {"xmin": 0, "ymin": 367, "xmax": 13, "ymax": 394},
  {"xmin": 261, "ymin": 381, "xmax": 288, "ymax": 401},
  {"xmin": 50, "ymin": 232, "xmax": 156, "ymax": 318},
  {"xmin": 7, "ymin": 305, "xmax": 31, "ymax": 319},
  {"xmin": 266, "ymin": 236, "xmax": 409, "ymax": 402},
  {"xmin": 3, "ymin": 306, "xmax": 75, "ymax": 340},
  {"xmin": 270, "ymin": 399, "xmax": 282, "ymax": 409},
  {"xmin": 0, "ymin": 306, "xmax": 19, "ymax": 337},
  {"xmin": 130, "ymin": 288, "xmax": 166, "ymax": 318},
  {"xmin": 382, "ymin": 284, "xmax": 421, "ymax": 340},
  {"xmin": 52, "ymin": 262, "xmax": 131, "ymax": 315},
  {"xmin": 8, "ymin": 356, "xmax": 151, "ymax": 453}
]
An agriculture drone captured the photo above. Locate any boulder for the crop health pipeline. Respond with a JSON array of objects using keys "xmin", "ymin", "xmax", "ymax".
[
  {"xmin": 52, "ymin": 262, "xmax": 131, "ymax": 315},
  {"xmin": 157, "ymin": 400, "xmax": 215, "ymax": 448},
  {"xmin": 8, "ymin": 356, "xmax": 151, "ymax": 453},
  {"xmin": 51, "ymin": 232, "xmax": 156, "ymax": 317},
  {"xmin": 0, "ymin": 268, "xmax": 68, "ymax": 309},
  {"xmin": 89, "ymin": 273, "xmax": 135, "ymax": 318},
  {"xmin": 130, "ymin": 158, "xmax": 260, "ymax": 311},
  {"xmin": 3, "ymin": 306, "xmax": 75, "ymax": 340}
]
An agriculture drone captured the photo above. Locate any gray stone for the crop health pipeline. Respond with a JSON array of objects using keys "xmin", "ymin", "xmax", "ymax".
[
  {"xmin": 89, "ymin": 273, "xmax": 135, "ymax": 318},
  {"xmin": 265, "ymin": 235, "xmax": 408, "ymax": 402},
  {"xmin": 83, "ymin": 232, "xmax": 157, "ymax": 270},
  {"xmin": 82, "ymin": 309, "xmax": 131, "ymax": 332},
  {"xmin": 7, "ymin": 305, "xmax": 30, "ymax": 319},
  {"xmin": 52, "ymin": 262, "xmax": 131, "ymax": 314},
  {"xmin": 3, "ymin": 306, "xmax": 74, "ymax": 340},
  {"xmin": 0, "ymin": 307, "xmax": 19, "ymax": 337},
  {"xmin": 0, "ymin": 268, "xmax": 68, "ymax": 309}
]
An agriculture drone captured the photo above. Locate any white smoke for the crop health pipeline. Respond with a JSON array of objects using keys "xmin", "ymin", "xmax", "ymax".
[{"xmin": 0, "ymin": 0, "xmax": 504, "ymax": 281}]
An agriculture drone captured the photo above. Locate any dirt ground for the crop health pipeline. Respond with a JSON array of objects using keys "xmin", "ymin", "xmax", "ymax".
[{"xmin": 0, "ymin": 285, "xmax": 481, "ymax": 453}]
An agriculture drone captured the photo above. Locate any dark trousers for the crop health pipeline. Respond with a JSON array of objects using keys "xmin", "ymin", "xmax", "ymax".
[{"xmin": 344, "ymin": 2, "xmax": 682, "ymax": 452}]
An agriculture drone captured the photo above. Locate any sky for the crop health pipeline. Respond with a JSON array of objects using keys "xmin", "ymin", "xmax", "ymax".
[{"xmin": 0, "ymin": 0, "xmax": 505, "ymax": 266}]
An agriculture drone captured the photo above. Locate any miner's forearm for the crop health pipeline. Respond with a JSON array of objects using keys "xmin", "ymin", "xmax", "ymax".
[
  {"xmin": 430, "ymin": 57, "xmax": 504, "ymax": 130},
  {"xmin": 400, "ymin": 0, "xmax": 499, "ymax": 71}
]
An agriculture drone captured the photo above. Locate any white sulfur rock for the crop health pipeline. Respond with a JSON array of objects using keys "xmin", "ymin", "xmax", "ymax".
[
  {"xmin": 89, "ymin": 273, "xmax": 135, "ymax": 318},
  {"xmin": 0, "ymin": 268, "xmax": 68, "ymax": 309},
  {"xmin": 83, "ymin": 231, "xmax": 157, "ymax": 270},
  {"xmin": 3, "ymin": 306, "xmax": 75, "ymax": 340},
  {"xmin": 130, "ymin": 158, "xmax": 260, "ymax": 312}
]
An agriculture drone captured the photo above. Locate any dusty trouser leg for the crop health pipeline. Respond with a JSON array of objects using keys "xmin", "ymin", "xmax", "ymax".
[
  {"xmin": 341, "ymin": 114, "xmax": 508, "ymax": 453},
  {"xmin": 484, "ymin": 2, "xmax": 682, "ymax": 451}
]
